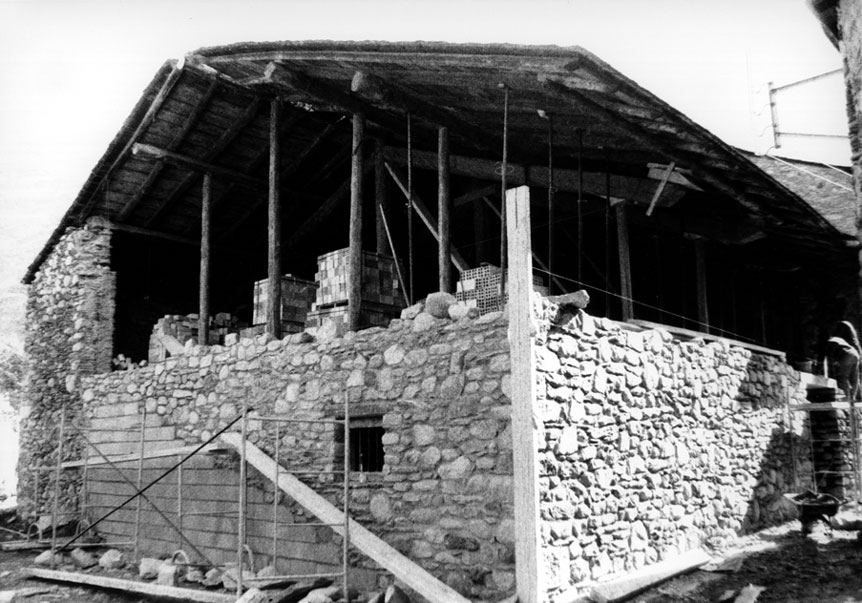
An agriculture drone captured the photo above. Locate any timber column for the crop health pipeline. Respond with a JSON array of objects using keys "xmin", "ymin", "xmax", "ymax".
[
  {"xmin": 348, "ymin": 113, "xmax": 365, "ymax": 331},
  {"xmin": 267, "ymin": 99, "xmax": 282, "ymax": 339}
]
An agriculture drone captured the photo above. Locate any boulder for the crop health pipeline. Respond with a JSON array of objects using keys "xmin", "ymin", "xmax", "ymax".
[
  {"xmin": 69, "ymin": 547, "xmax": 97, "ymax": 569},
  {"xmin": 98, "ymin": 548, "xmax": 126, "ymax": 570},
  {"xmin": 425, "ymin": 292, "xmax": 456, "ymax": 318}
]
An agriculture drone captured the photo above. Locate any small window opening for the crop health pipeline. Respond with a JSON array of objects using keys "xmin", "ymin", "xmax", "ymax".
[{"xmin": 336, "ymin": 416, "xmax": 384, "ymax": 472}]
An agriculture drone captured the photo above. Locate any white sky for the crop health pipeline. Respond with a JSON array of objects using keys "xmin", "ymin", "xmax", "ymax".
[{"xmin": 0, "ymin": 0, "xmax": 850, "ymax": 348}]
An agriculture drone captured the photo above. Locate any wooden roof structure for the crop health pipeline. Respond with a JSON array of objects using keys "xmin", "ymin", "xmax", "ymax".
[{"xmin": 24, "ymin": 40, "xmax": 855, "ymax": 284}]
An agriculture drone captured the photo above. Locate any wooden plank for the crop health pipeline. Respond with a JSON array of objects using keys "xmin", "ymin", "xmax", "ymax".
[
  {"xmin": 645, "ymin": 161, "xmax": 675, "ymax": 217},
  {"xmin": 505, "ymin": 186, "xmax": 543, "ymax": 603},
  {"xmin": 438, "ymin": 127, "xmax": 452, "ymax": 292},
  {"xmin": 198, "ymin": 173, "xmax": 211, "ymax": 346},
  {"xmin": 349, "ymin": 113, "xmax": 365, "ymax": 331},
  {"xmin": 585, "ymin": 549, "xmax": 711, "ymax": 603},
  {"xmin": 630, "ymin": 320, "xmax": 786, "ymax": 358},
  {"xmin": 60, "ymin": 443, "xmax": 226, "ymax": 469},
  {"xmin": 383, "ymin": 162, "xmax": 469, "ymax": 272},
  {"xmin": 615, "ymin": 201, "xmax": 634, "ymax": 321},
  {"xmin": 24, "ymin": 568, "xmax": 235, "ymax": 603},
  {"xmin": 219, "ymin": 433, "xmax": 472, "ymax": 603},
  {"xmin": 109, "ymin": 223, "xmax": 198, "ymax": 247},
  {"xmin": 375, "ymin": 141, "xmax": 388, "ymax": 255},
  {"xmin": 267, "ymin": 100, "xmax": 283, "ymax": 339},
  {"xmin": 131, "ymin": 143, "xmax": 264, "ymax": 190}
]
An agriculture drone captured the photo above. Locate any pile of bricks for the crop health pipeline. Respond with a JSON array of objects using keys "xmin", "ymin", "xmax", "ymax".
[
  {"xmin": 307, "ymin": 248, "xmax": 403, "ymax": 333},
  {"xmin": 455, "ymin": 263, "xmax": 548, "ymax": 315},
  {"xmin": 147, "ymin": 313, "xmax": 240, "ymax": 362},
  {"xmin": 252, "ymin": 274, "xmax": 318, "ymax": 331}
]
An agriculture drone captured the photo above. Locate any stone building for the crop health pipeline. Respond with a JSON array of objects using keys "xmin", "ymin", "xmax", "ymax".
[{"xmin": 19, "ymin": 42, "xmax": 861, "ymax": 602}]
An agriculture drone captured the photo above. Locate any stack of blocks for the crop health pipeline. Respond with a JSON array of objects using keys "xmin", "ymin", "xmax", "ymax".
[
  {"xmin": 306, "ymin": 248, "xmax": 404, "ymax": 333},
  {"xmin": 148, "ymin": 313, "xmax": 240, "ymax": 362},
  {"xmin": 251, "ymin": 274, "xmax": 318, "ymax": 335},
  {"xmin": 455, "ymin": 263, "xmax": 548, "ymax": 315}
]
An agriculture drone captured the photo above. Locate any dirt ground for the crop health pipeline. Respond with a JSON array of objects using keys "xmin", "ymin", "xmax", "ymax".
[
  {"xmin": 0, "ymin": 520, "xmax": 859, "ymax": 603},
  {"xmin": 633, "ymin": 521, "xmax": 862, "ymax": 603}
]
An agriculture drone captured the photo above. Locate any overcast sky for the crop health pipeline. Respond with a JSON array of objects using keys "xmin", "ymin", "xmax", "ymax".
[{"xmin": 0, "ymin": 0, "xmax": 849, "ymax": 347}]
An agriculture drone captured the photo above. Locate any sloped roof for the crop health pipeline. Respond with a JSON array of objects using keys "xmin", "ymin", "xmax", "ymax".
[
  {"xmin": 746, "ymin": 153, "xmax": 856, "ymax": 236},
  {"xmin": 24, "ymin": 40, "xmax": 856, "ymax": 283}
]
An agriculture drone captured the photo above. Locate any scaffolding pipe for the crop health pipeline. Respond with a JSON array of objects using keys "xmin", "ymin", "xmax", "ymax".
[
  {"xmin": 342, "ymin": 392, "xmax": 351, "ymax": 601},
  {"xmin": 50, "ymin": 409, "xmax": 65, "ymax": 569},
  {"xmin": 272, "ymin": 422, "xmax": 280, "ymax": 568},
  {"xmin": 134, "ymin": 406, "xmax": 147, "ymax": 560},
  {"xmin": 237, "ymin": 407, "xmax": 249, "ymax": 598},
  {"xmin": 177, "ymin": 455, "xmax": 183, "ymax": 551}
]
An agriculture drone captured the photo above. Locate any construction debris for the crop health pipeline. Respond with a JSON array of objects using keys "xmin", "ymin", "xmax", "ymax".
[
  {"xmin": 32, "ymin": 550, "xmax": 63, "ymax": 567},
  {"xmin": 97, "ymin": 548, "xmax": 125, "ymax": 570},
  {"xmin": 733, "ymin": 584, "xmax": 766, "ymax": 603},
  {"xmin": 138, "ymin": 557, "xmax": 161, "ymax": 579},
  {"xmin": 69, "ymin": 547, "xmax": 97, "ymax": 569}
]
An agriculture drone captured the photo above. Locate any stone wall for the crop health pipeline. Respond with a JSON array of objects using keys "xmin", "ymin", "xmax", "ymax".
[
  {"xmin": 19, "ymin": 219, "xmax": 115, "ymax": 519},
  {"xmin": 838, "ymin": 0, "xmax": 862, "ymax": 205},
  {"xmin": 78, "ymin": 306, "xmax": 516, "ymax": 599},
  {"xmin": 532, "ymin": 299, "xmax": 808, "ymax": 599}
]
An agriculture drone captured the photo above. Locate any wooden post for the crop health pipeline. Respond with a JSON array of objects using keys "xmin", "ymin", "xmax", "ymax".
[
  {"xmin": 438, "ymin": 127, "xmax": 452, "ymax": 292},
  {"xmin": 267, "ymin": 100, "xmax": 282, "ymax": 339},
  {"xmin": 348, "ymin": 113, "xmax": 365, "ymax": 331},
  {"xmin": 473, "ymin": 198, "xmax": 486, "ymax": 265},
  {"xmin": 506, "ymin": 186, "xmax": 543, "ymax": 603},
  {"xmin": 198, "ymin": 173, "xmax": 212, "ymax": 345},
  {"xmin": 616, "ymin": 201, "xmax": 634, "ymax": 321},
  {"xmin": 694, "ymin": 238, "xmax": 709, "ymax": 333},
  {"xmin": 375, "ymin": 141, "xmax": 388, "ymax": 255}
]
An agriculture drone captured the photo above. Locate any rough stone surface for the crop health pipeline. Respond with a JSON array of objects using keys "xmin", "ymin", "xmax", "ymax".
[
  {"xmin": 98, "ymin": 548, "xmax": 126, "ymax": 570},
  {"xmin": 533, "ymin": 298, "xmax": 809, "ymax": 598},
  {"xmin": 78, "ymin": 304, "xmax": 513, "ymax": 600},
  {"xmin": 19, "ymin": 219, "xmax": 115, "ymax": 520},
  {"xmin": 425, "ymin": 292, "xmax": 457, "ymax": 318}
]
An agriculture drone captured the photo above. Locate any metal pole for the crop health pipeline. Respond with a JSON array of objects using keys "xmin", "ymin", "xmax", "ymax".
[
  {"xmin": 31, "ymin": 467, "xmax": 39, "ymax": 539},
  {"xmin": 547, "ymin": 114, "xmax": 554, "ymax": 296},
  {"xmin": 134, "ymin": 406, "xmax": 147, "ymax": 561},
  {"xmin": 499, "ymin": 85, "xmax": 509, "ymax": 310},
  {"xmin": 177, "ymin": 454, "xmax": 183, "ymax": 550},
  {"xmin": 50, "ymin": 409, "xmax": 65, "ymax": 568},
  {"xmin": 237, "ymin": 406, "xmax": 248, "ymax": 598},
  {"xmin": 272, "ymin": 422, "xmax": 280, "ymax": 568},
  {"xmin": 78, "ymin": 432, "xmax": 91, "ymax": 536},
  {"xmin": 407, "ymin": 112, "xmax": 414, "ymax": 304},
  {"xmin": 342, "ymin": 399, "xmax": 350, "ymax": 602}
]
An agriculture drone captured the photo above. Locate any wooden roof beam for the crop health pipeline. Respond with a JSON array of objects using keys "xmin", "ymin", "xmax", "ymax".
[
  {"xmin": 382, "ymin": 145, "xmax": 685, "ymax": 206},
  {"xmin": 260, "ymin": 62, "xmax": 403, "ymax": 132},
  {"xmin": 541, "ymin": 78, "xmax": 764, "ymax": 215},
  {"xmin": 144, "ymin": 96, "xmax": 268, "ymax": 228},
  {"xmin": 119, "ymin": 76, "xmax": 221, "ymax": 222},
  {"xmin": 132, "ymin": 143, "xmax": 266, "ymax": 189},
  {"xmin": 351, "ymin": 70, "xmax": 501, "ymax": 155}
]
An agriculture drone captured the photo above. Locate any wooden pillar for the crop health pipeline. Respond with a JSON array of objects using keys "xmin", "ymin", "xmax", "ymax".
[
  {"xmin": 694, "ymin": 238, "xmax": 709, "ymax": 333},
  {"xmin": 348, "ymin": 113, "xmax": 365, "ymax": 331},
  {"xmin": 473, "ymin": 191, "xmax": 486, "ymax": 265},
  {"xmin": 198, "ymin": 173, "xmax": 212, "ymax": 345},
  {"xmin": 506, "ymin": 185, "xmax": 543, "ymax": 603},
  {"xmin": 615, "ymin": 201, "xmax": 634, "ymax": 321},
  {"xmin": 375, "ymin": 141, "xmax": 388, "ymax": 255},
  {"xmin": 438, "ymin": 127, "xmax": 452, "ymax": 292},
  {"xmin": 267, "ymin": 100, "xmax": 282, "ymax": 339}
]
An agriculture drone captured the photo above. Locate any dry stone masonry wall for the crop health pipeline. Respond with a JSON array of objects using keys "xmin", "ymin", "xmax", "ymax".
[
  {"xmin": 532, "ymin": 297, "xmax": 807, "ymax": 600},
  {"xmin": 79, "ymin": 305, "xmax": 516, "ymax": 599},
  {"xmin": 839, "ymin": 0, "xmax": 862, "ymax": 204},
  {"xmin": 20, "ymin": 218, "xmax": 115, "ymax": 519}
]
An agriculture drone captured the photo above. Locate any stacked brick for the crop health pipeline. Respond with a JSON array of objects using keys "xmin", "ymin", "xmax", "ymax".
[
  {"xmin": 455, "ymin": 263, "xmax": 548, "ymax": 315},
  {"xmin": 307, "ymin": 248, "xmax": 403, "ymax": 333},
  {"xmin": 251, "ymin": 275, "xmax": 317, "ymax": 333}
]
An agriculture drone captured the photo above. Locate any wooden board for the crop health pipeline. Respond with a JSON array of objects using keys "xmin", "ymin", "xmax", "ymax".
[
  {"xmin": 219, "ymin": 433, "xmax": 472, "ymax": 603},
  {"xmin": 586, "ymin": 549, "xmax": 711, "ymax": 603},
  {"xmin": 505, "ymin": 186, "xmax": 543, "ymax": 603},
  {"xmin": 60, "ymin": 443, "xmax": 227, "ymax": 469},
  {"xmin": 24, "ymin": 567, "xmax": 235, "ymax": 603}
]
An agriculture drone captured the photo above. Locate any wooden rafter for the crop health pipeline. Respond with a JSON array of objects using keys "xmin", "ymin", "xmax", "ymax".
[
  {"xmin": 144, "ymin": 96, "xmax": 265, "ymax": 227},
  {"xmin": 132, "ymin": 143, "xmax": 265, "ymax": 189},
  {"xmin": 118, "ymin": 75, "xmax": 220, "ymax": 222},
  {"xmin": 542, "ymin": 78, "xmax": 764, "ymax": 215}
]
